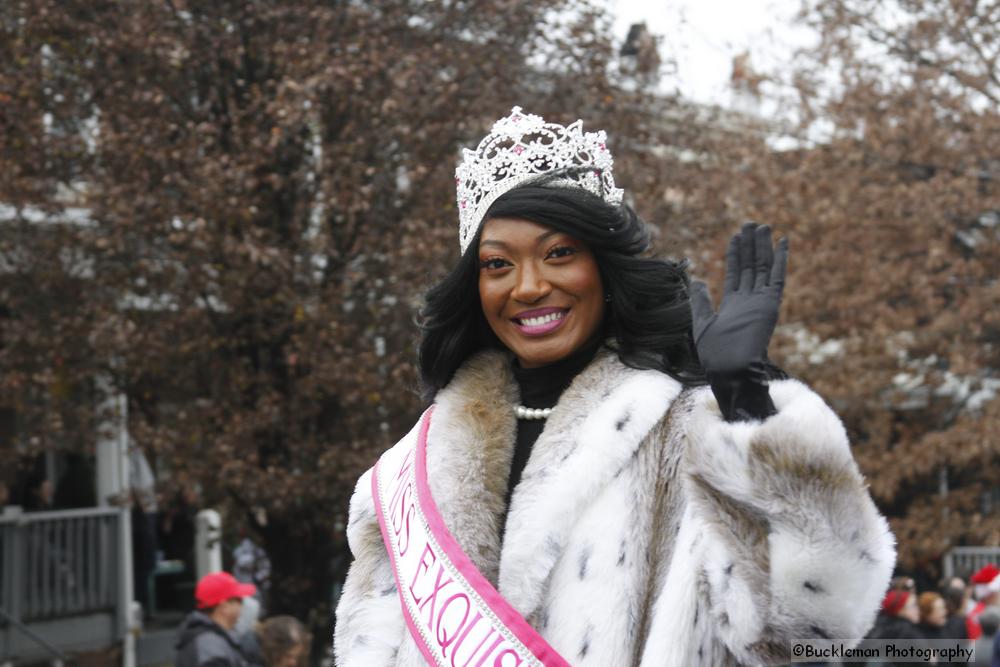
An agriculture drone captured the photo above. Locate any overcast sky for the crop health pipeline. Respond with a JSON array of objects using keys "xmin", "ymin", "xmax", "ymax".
[{"xmin": 608, "ymin": 0, "xmax": 814, "ymax": 107}]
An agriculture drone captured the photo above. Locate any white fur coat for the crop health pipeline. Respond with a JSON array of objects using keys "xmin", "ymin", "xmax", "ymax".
[{"xmin": 334, "ymin": 349, "xmax": 895, "ymax": 666}]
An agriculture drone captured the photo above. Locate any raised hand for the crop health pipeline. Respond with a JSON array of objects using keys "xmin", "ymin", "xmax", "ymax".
[{"xmin": 690, "ymin": 222, "xmax": 788, "ymax": 420}]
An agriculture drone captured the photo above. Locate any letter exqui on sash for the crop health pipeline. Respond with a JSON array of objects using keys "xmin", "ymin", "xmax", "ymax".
[{"xmin": 372, "ymin": 407, "xmax": 572, "ymax": 667}]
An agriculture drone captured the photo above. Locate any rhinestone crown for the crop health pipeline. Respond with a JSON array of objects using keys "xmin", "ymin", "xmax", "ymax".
[{"xmin": 455, "ymin": 106, "xmax": 624, "ymax": 255}]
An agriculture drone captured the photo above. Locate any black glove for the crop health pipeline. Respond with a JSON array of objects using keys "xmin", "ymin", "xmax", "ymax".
[{"xmin": 690, "ymin": 222, "xmax": 788, "ymax": 422}]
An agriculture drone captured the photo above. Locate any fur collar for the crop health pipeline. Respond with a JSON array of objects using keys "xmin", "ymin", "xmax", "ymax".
[{"xmin": 424, "ymin": 347, "xmax": 681, "ymax": 619}]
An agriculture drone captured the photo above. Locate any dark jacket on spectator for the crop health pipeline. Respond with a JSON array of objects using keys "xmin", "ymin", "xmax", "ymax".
[
  {"xmin": 943, "ymin": 614, "xmax": 970, "ymax": 640},
  {"xmin": 917, "ymin": 622, "xmax": 947, "ymax": 640},
  {"xmin": 175, "ymin": 611, "xmax": 248, "ymax": 667},
  {"xmin": 238, "ymin": 627, "xmax": 265, "ymax": 667},
  {"xmin": 866, "ymin": 613, "xmax": 924, "ymax": 667},
  {"xmin": 869, "ymin": 613, "xmax": 923, "ymax": 642}
]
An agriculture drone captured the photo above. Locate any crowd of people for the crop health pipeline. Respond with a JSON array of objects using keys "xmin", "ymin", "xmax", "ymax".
[
  {"xmin": 175, "ymin": 570, "xmax": 310, "ymax": 667},
  {"xmin": 864, "ymin": 564, "xmax": 1000, "ymax": 666},
  {"xmin": 176, "ymin": 562, "xmax": 1000, "ymax": 667}
]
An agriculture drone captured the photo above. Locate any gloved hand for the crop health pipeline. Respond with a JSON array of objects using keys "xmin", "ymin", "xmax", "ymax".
[{"xmin": 690, "ymin": 222, "xmax": 788, "ymax": 422}]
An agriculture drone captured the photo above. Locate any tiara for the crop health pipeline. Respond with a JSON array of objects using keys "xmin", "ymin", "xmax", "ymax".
[{"xmin": 454, "ymin": 106, "xmax": 624, "ymax": 255}]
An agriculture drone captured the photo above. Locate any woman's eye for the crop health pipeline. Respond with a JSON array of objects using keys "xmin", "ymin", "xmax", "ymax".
[
  {"xmin": 479, "ymin": 257, "xmax": 510, "ymax": 271},
  {"xmin": 546, "ymin": 245, "xmax": 577, "ymax": 259}
]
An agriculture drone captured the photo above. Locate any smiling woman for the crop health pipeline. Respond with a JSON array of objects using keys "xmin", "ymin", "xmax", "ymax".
[
  {"xmin": 333, "ymin": 108, "xmax": 896, "ymax": 667},
  {"xmin": 477, "ymin": 217, "xmax": 605, "ymax": 368},
  {"xmin": 416, "ymin": 180, "xmax": 703, "ymax": 397}
]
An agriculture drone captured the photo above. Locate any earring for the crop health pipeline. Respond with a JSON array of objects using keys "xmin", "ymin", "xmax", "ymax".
[{"xmin": 604, "ymin": 293, "xmax": 612, "ymax": 303}]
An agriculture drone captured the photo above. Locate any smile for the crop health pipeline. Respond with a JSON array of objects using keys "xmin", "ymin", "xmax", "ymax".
[{"xmin": 512, "ymin": 308, "xmax": 569, "ymax": 336}]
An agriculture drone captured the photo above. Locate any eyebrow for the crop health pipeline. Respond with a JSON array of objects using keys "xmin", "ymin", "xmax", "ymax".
[{"xmin": 479, "ymin": 228, "xmax": 562, "ymax": 250}]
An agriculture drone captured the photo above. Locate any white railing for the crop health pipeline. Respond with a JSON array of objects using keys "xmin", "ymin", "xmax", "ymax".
[
  {"xmin": 1, "ymin": 507, "xmax": 120, "ymax": 622},
  {"xmin": 942, "ymin": 546, "xmax": 1000, "ymax": 580}
]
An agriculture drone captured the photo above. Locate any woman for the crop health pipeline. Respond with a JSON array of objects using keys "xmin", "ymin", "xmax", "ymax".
[
  {"xmin": 918, "ymin": 591, "xmax": 948, "ymax": 640},
  {"xmin": 240, "ymin": 615, "xmax": 310, "ymax": 667},
  {"xmin": 334, "ymin": 107, "xmax": 895, "ymax": 666}
]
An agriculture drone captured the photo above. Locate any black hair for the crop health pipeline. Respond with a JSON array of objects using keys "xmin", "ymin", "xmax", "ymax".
[
  {"xmin": 938, "ymin": 580, "xmax": 965, "ymax": 615},
  {"xmin": 417, "ymin": 181, "xmax": 707, "ymax": 397}
]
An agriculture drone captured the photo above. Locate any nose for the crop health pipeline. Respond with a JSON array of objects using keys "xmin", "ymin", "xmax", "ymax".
[{"xmin": 511, "ymin": 262, "xmax": 552, "ymax": 303}]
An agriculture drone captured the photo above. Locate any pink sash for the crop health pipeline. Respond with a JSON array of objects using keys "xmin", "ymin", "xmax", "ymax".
[{"xmin": 372, "ymin": 407, "xmax": 572, "ymax": 667}]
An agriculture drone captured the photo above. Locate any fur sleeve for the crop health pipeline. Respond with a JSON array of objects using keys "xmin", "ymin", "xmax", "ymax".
[
  {"xmin": 682, "ymin": 379, "xmax": 896, "ymax": 665},
  {"xmin": 333, "ymin": 467, "xmax": 405, "ymax": 667}
]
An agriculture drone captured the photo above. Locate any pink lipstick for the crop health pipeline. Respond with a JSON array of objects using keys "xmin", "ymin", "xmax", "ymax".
[{"xmin": 511, "ymin": 307, "xmax": 569, "ymax": 336}]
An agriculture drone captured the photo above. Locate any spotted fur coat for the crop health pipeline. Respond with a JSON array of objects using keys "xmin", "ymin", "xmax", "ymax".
[{"xmin": 333, "ymin": 348, "xmax": 896, "ymax": 666}]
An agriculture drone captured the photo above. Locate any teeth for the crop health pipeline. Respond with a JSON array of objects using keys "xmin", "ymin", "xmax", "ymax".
[{"xmin": 521, "ymin": 312, "xmax": 564, "ymax": 327}]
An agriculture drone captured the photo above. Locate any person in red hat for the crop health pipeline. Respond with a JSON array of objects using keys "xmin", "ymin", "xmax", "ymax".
[
  {"xmin": 864, "ymin": 587, "xmax": 923, "ymax": 667},
  {"xmin": 175, "ymin": 571, "xmax": 257, "ymax": 667},
  {"xmin": 967, "ymin": 564, "xmax": 1000, "ymax": 640}
]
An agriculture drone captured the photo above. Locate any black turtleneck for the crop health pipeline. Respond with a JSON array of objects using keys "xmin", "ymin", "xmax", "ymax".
[{"xmin": 504, "ymin": 338, "xmax": 603, "ymax": 516}]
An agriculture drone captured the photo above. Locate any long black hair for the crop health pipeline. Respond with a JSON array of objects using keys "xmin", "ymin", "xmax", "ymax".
[{"xmin": 417, "ymin": 182, "xmax": 707, "ymax": 397}]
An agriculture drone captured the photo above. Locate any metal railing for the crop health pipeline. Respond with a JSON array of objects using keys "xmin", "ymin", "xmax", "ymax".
[
  {"xmin": 1, "ymin": 507, "xmax": 120, "ymax": 623},
  {"xmin": 942, "ymin": 546, "xmax": 1000, "ymax": 580}
]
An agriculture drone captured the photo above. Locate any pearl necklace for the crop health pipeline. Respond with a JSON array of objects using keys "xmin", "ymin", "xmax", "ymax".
[{"xmin": 514, "ymin": 405, "xmax": 553, "ymax": 420}]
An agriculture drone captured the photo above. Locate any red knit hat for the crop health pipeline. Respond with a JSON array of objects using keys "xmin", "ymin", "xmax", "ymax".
[
  {"xmin": 881, "ymin": 589, "xmax": 910, "ymax": 616},
  {"xmin": 971, "ymin": 564, "xmax": 999, "ymax": 584},
  {"xmin": 195, "ymin": 571, "xmax": 256, "ymax": 609},
  {"xmin": 971, "ymin": 564, "xmax": 1000, "ymax": 600}
]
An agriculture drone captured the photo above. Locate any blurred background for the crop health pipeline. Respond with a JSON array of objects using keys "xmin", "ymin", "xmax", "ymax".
[{"xmin": 1, "ymin": 0, "xmax": 998, "ymax": 664}]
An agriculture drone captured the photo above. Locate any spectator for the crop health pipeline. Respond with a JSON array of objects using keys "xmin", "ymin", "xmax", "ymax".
[
  {"xmin": 940, "ymin": 578, "xmax": 971, "ymax": 641},
  {"xmin": 918, "ymin": 591, "xmax": 948, "ymax": 640},
  {"xmin": 234, "ymin": 588, "xmax": 262, "ymax": 643},
  {"xmin": 233, "ymin": 534, "xmax": 271, "ymax": 593},
  {"xmin": 969, "ymin": 565, "xmax": 1000, "ymax": 640},
  {"xmin": 24, "ymin": 476, "xmax": 55, "ymax": 512},
  {"xmin": 159, "ymin": 484, "xmax": 199, "ymax": 567},
  {"xmin": 971, "ymin": 606, "xmax": 999, "ymax": 667},
  {"xmin": 240, "ymin": 616, "xmax": 310, "ymax": 667},
  {"xmin": 175, "ymin": 571, "xmax": 256, "ymax": 667},
  {"xmin": 232, "ymin": 532, "xmax": 270, "ymax": 636},
  {"xmin": 157, "ymin": 484, "xmax": 199, "ymax": 609},
  {"xmin": 22, "ymin": 473, "xmax": 76, "ymax": 599},
  {"xmin": 868, "ymin": 577, "xmax": 920, "ymax": 635},
  {"xmin": 939, "ymin": 576, "xmax": 967, "ymax": 593},
  {"xmin": 866, "ymin": 589, "xmax": 923, "ymax": 667},
  {"xmin": 259, "ymin": 616, "xmax": 310, "ymax": 667},
  {"xmin": 54, "ymin": 452, "xmax": 96, "ymax": 508}
]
